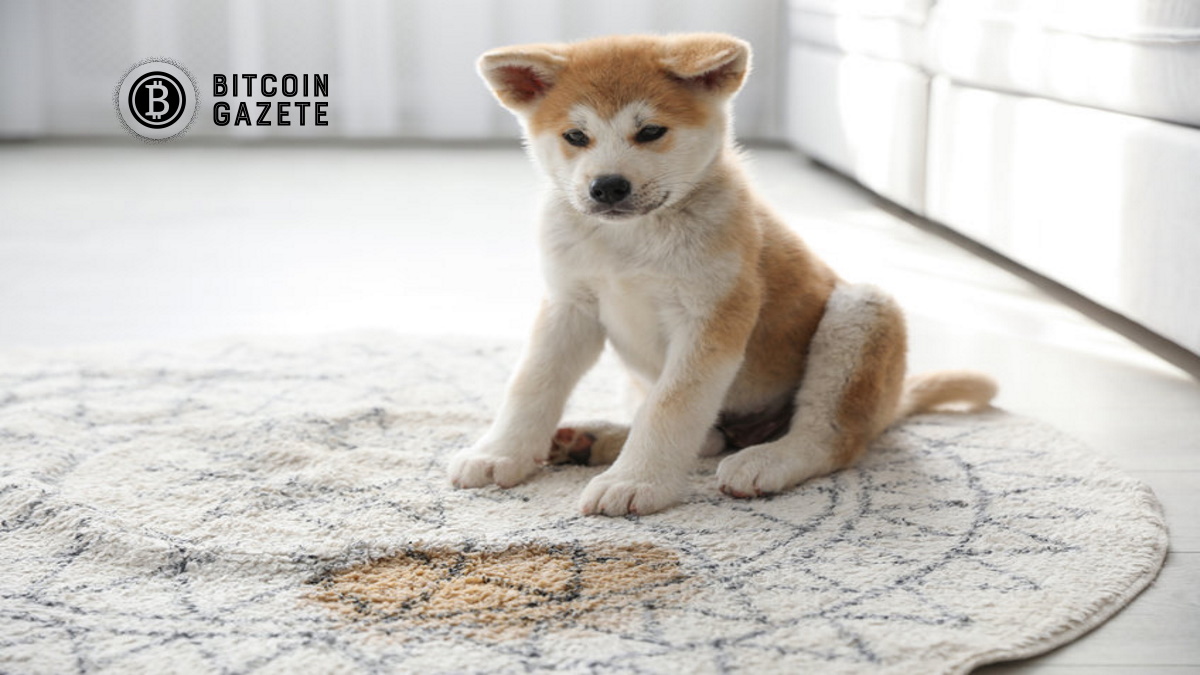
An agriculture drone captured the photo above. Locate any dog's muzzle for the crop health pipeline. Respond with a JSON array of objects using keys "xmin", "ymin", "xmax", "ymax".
[
  {"xmin": 589, "ymin": 174, "xmax": 632, "ymax": 206},
  {"xmin": 583, "ymin": 174, "xmax": 669, "ymax": 219}
]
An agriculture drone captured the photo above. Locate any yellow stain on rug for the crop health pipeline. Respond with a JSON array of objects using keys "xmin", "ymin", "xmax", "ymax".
[{"xmin": 309, "ymin": 542, "xmax": 691, "ymax": 639}]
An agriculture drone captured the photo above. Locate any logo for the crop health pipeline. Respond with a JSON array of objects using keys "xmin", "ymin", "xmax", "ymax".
[{"xmin": 114, "ymin": 59, "xmax": 200, "ymax": 142}]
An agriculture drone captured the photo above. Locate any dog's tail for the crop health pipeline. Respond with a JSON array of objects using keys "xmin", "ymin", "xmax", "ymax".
[{"xmin": 894, "ymin": 370, "xmax": 998, "ymax": 421}]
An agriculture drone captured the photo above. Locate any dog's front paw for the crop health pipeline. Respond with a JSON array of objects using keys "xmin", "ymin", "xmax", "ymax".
[
  {"xmin": 578, "ymin": 468, "xmax": 684, "ymax": 516},
  {"xmin": 448, "ymin": 442, "xmax": 540, "ymax": 489}
]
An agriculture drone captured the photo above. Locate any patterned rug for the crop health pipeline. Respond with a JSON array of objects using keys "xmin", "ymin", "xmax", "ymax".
[{"xmin": 0, "ymin": 335, "xmax": 1167, "ymax": 674}]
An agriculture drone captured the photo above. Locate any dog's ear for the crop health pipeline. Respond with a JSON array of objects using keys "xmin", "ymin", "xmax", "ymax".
[
  {"xmin": 478, "ymin": 45, "xmax": 567, "ymax": 112},
  {"xmin": 659, "ymin": 34, "xmax": 751, "ymax": 99}
]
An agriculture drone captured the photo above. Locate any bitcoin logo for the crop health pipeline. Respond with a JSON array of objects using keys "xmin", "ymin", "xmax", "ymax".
[
  {"xmin": 115, "ymin": 59, "xmax": 199, "ymax": 141},
  {"xmin": 130, "ymin": 73, "xmax": 184, "ymax": 128}
]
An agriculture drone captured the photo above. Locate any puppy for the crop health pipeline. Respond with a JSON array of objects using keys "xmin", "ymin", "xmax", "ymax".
[{"xmin": 449, "ymin": 33, "xmax": 996, "ymax": 516}]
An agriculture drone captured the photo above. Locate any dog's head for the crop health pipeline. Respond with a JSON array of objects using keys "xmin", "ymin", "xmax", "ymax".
[{"xmin": 478, "ymin": 34, "xmax": 750, "ymax": 221}]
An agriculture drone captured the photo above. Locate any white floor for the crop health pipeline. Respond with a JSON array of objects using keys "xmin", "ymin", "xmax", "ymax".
[{"xmin": 1, "ymin": 143, "xmax": 1198, "ymax": 673}]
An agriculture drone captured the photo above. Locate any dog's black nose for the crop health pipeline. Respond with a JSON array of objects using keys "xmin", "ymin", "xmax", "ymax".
[{"xmin": 589, "ymin": 175, "xmax": 632, "ymax": 205}]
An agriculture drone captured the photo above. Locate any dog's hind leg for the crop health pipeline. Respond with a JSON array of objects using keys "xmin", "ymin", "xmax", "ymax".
[
  {"xmin": 716, "ymin": 283, "xmax": 907, "ymax": 498},
  {"xmin": 548, "ymin": 422, "xmax": 630, "ymax": 465},
  {"xmin": 548, "ymin": 422, "xmax": 726, "ymax": 466},
  {"xmin": 547, "ymin": 371, "xmax": 642, "ymax": 466}
]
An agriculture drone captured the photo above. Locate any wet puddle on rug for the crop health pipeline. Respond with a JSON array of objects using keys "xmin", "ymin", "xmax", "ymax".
[{"xmin": 308, "ymin": 542, "xmax": 692, "ymax": 639}]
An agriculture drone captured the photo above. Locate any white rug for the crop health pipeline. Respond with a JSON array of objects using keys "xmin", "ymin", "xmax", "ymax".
[{"xmin": 0, "ymin": 334, "xmax": 1167, "ymax": 674}]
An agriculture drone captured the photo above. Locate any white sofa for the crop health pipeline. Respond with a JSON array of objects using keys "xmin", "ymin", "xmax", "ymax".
[{"xmin": 786, "ymin": 0, "xmax": 1200, "ymax": 357}]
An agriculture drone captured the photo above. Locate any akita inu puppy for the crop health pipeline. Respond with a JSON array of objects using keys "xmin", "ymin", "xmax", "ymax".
[{"xmin": 449, "ymin": 33, "xmax": 996, "ymax": 516}]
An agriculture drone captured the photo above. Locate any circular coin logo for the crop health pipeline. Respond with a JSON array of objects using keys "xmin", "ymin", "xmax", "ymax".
[{"xmin": 115, "ymin": 59, "xmax": 199, "ymax": 142}]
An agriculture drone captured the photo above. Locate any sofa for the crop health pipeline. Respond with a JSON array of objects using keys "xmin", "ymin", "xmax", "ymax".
[{"xmin": 785, "ymin": 0, "xmax": 1200, "ymax": 358}]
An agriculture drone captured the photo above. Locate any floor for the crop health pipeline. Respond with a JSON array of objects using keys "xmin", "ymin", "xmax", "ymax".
[{"xmin": 1, "ymin": 142, "xmax": 1197, "ymax": 673}]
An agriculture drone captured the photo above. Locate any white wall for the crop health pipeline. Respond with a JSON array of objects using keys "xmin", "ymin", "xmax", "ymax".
[{"xmin": 0, "ymin": 0, "xmax": 786, "ymax": 141}]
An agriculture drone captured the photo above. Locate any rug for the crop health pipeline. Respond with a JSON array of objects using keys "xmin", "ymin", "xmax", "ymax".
[{"xmin": 0, "ymin": 334, "xmax": 1167, "ymax": 674}]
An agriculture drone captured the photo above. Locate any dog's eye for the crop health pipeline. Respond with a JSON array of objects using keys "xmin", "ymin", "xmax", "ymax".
[
  {"xmin": 562, "ymin": 129, "xmax": 590, "ymax": 147},
  {"xmin": 634, "ymin": 125, "xmax": 668, "ymax": 143}
]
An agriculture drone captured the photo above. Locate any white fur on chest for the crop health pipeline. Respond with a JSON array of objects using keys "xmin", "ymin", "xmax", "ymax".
[
  {"xmin": 594, "ymin": 273, "xmax": 668, "ymax": 382},
  {"xmin": 540, "ymin": 198, "xmax": 740, "ymax": 384}
]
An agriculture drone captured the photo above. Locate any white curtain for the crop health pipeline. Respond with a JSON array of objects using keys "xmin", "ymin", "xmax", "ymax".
[{"xmin": 0, "ymin": 0, "xmax": 786, "ymax": 140}]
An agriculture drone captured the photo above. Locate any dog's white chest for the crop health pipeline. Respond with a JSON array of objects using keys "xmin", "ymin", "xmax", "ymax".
[{"xmin": 594, "ymin": 276, "xmax": 668, "ymax": 381}]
